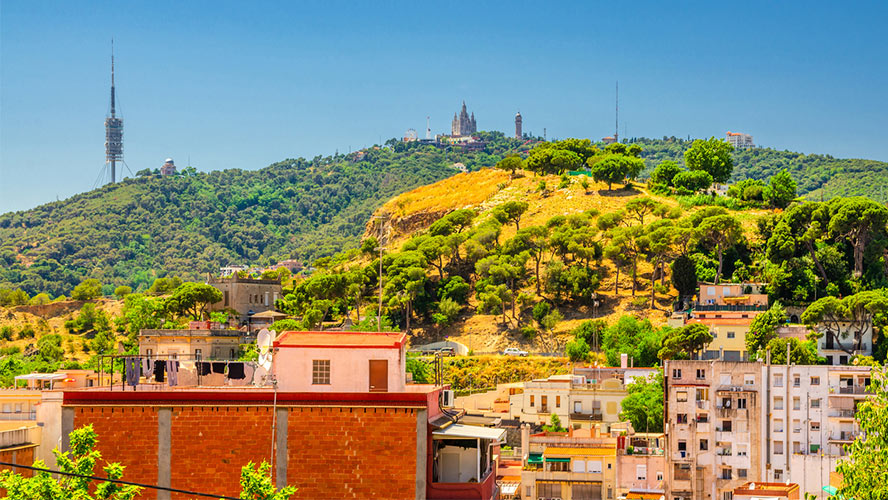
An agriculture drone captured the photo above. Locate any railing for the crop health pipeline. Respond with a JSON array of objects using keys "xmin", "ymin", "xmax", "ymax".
[
  {"xmin": 570, "ymin": 412, "xmax": 603, "ymax": 421},
  {"xmin": 831, "ymin": 409, "xmax": 856, "ymax": 418},
  {"xmin": 0, "ymin": 425, "xmax": 39, "ymax": 449},
  {"xmin": 830, "ymin": 431, "xmax": 861, "ymax": 441},
  {"xmin": 836, "ymin": 386, "xmax": 871, "ymax": 395},
  {"xmin": 694, "ymin": 304, "xmax": 767, "ymax": 312},
  {"xmin": 717, "ymin": 449, "xmax": 732, "ymax": 456},
  {"xmin": 0, "ymin": 411, "xmax": 37, "ymax": 421}
]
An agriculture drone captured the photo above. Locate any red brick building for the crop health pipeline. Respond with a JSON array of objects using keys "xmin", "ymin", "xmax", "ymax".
[{"xmin": 53, "ymin": 331, "xmax": 504, "ymax": 500}]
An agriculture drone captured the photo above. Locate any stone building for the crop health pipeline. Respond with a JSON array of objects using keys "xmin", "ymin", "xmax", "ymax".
[
  {"xmin": 451, "ymin": 101, "xmax": 477, "ymax": 136},
  {"xmin": 160, "ymin": 158, "xmax": 176, "ymax": 176},
  {"xmin": 515, "ymin": 111, "xmax": 522, "ymax": 138},
  {"xmin": 207, "ymin": 275, "xmax": 282, "ymax": 325}
]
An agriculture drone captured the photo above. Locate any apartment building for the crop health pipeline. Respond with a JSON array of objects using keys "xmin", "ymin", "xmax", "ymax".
[
  {"xmin": 777, "ymin": 324, "xmax": 873, "ymax": 366},
  {"xmin": 520, "ymin": 426, "xmax": 619, "ymax": 500},
  {"xmin": 684, "ymin": 282, "xmax": 769, "ymax": 361},
  {"xmin": 509, "ymin": 371, "xmax": 645, "ymax": 431},
  {"xmin": 725, "ymin": 132, "xmax": 754, "ymax": 149},
  {"xmin": 762, "ymin": 363, "xmax": 872, "ymax": 497},
  {"xmin": 664, "ymin": 360, "xmax": 763, "ymax": 500}
]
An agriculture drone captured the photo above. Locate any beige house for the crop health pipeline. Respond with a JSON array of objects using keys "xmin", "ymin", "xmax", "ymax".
[
  {"xmin": 139, "ymin": 328, "xmax": 244, "ymax": 360},
  {"xmin": 509, "ymin": 374, "xmax": 630, "ymax": 431},
  {"xmin": 664, "ymin": 360, "xmax": 764, "ymax": 500}
]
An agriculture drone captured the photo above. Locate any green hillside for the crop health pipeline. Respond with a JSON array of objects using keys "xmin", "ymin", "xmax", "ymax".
[
  {"xmin": 634, "ymin": 137, "xmax": 888, "ymax": 202},
  {"xmin": 0, "ymin": 133, "xmax": 527, "ymax": 296}
]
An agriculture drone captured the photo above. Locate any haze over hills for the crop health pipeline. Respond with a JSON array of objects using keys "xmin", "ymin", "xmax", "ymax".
[{"xmin": 1, "ymin": 134, "xmax": 886, "ymax": 298}]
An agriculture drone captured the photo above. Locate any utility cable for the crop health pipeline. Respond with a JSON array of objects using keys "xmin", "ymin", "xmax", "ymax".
[{"xmin": 0, "ymin": 461, "xmax": 242, "ymax": 499}]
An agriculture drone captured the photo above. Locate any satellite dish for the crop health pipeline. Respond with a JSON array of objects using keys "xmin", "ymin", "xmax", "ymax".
[
  {"xmin": 254, "ymin": 364, "xmax": 268, "ymax": 382},
  {"xmin": 257, "ymin": 329, "xmax": 272, "ymax": 356}
]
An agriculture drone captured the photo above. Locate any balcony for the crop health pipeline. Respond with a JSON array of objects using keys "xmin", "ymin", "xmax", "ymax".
[
  {"xmin": 696, "ymin": 400, "xmax": 710, "ymax": 410},
  {"xmin": 834, "ymin": 386, "xmax": 872, "ymax": 395},
  {"xmin": 829, "ymin": 431, "xmax": 861, "ymax": 442},
  {"xmin": 0, "ymin": 411, "xmax": 37, "ymax": 421},
  {"xmin": 694, "ymin": 304, "xmax": 767, "ymax": 312},
  {"xmin": 570, "ymin": 411, "xmax": 603, "ymax": 422},
  {"xmin": 673, "ymin": 450, "xmax": 692, "ymax": 461},
  {"xmin": 829, "ymin": 409, "xmax": 857, "ymax": 420},
  {"xmin": 428, "ymin": 468, "xmax": 497, "ymax": 500}
]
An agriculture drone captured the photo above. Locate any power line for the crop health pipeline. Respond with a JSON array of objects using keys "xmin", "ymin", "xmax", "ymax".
[{"xmin": 0, "ymin": 461, "xmax": 243, "ymax": 500}]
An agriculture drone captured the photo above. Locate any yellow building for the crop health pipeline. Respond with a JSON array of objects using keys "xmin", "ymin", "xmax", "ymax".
[
  {"xmin": 521, "ymin": 431, "xmax": 619, "ymax": 500},
  {"xmin": 0, "ymin": 390, "xmax": 41, "ymax": 421}
]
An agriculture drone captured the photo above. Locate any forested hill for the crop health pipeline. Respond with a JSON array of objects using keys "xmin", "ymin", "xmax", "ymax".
[
  {"xmin": 634, "ymin": 137, "xmax": 888, "ymax": 203},
  {"xmin": 0, "ymin": 133, "xmax": 527, "ymax": 296}
]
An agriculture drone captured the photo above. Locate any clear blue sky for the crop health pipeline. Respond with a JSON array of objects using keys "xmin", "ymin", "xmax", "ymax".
[{"xmin": 2, "ymin": 0, "xmax": 887, "ymax": 213}]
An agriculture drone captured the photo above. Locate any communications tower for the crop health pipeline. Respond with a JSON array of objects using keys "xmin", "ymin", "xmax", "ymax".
[{"xmin": 104, "ymin": 41, "xmax": 123, "ymax": 183}]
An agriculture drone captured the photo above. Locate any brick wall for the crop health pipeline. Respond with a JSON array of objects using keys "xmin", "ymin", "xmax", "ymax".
[
  {"xmin": 73, "ymin": 406, "xmax": 159, "ymax": 488},
  {"xmin": 169, "ymin": 406, "xmax": 275, "ymax": 500},
  {"xmin": 68, "ymin": 404, "xmax": 420, "ymax": 500},
  {"xmin": 0, "ymin": 444, "xmax": 35, "ymax": 477},
  {"xmin": 286, "ymin": 406, "xmax": 417, "ymax": 500}
]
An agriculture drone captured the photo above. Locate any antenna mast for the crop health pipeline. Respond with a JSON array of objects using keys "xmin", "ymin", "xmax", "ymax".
[
  {"xmin": 104, "ymin": 39, "xmax": 123, "ymax": 184},
  {"xmin": 615, "ymin": 81, "xmax": 619, "ymax": 144},
  {"xmin": 426, "ymin": 116, "xmax": 431, "ymax": 140}
]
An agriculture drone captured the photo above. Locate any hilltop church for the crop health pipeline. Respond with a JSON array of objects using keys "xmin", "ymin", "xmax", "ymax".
[{"xmin": 451, "ymin": 101, "xmax": 477, "ymax": 137}]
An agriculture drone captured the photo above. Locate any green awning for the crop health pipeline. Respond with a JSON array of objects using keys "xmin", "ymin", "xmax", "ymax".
[
  {"xmin": 546, "ymin": 457, "xmax": 571, "ymax": 462},
  {"xmin": 528, "ymin": 453, "xmax": 543, "ymax": 464}
]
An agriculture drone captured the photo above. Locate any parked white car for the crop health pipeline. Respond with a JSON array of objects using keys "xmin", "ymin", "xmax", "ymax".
[{"xmin": 502, "ymin": 347, "xmax": 528, "ymax": 357}]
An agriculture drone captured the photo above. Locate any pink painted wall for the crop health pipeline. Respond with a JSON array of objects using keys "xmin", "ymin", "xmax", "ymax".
[{"xmin": 273, "ymin": 345, "xmax": 406, "ymax": 392}]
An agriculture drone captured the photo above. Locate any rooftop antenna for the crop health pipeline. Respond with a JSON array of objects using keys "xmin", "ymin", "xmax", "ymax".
[
  {"xmin": 543, "ymin": 127, "xmax": 547, "ymax": 141},
  {"xmin": 426, "ymin": 116, "xmax": 431, "ymax": 140},
  {"xmin": 615, "ymin": 81, "xmax": 619, "ymax": 144},
  {"xmin": 104, "ymin": 39, "xmax": 123, "ymax": 184}
]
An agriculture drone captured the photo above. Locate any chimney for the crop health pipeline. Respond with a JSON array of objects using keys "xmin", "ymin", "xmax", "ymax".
[
  {"xmin": 521, "ymin": 424, "xmax": 530, "ymax": 459},
  {"xmin": 620, "ymin": 353, "xmax": 628, "ymax": 369}
]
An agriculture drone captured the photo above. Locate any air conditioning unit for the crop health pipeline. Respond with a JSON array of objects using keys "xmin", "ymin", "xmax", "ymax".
[{"xmin": 442, "ymin": 390, "xmax": 454, "ymax": 407}]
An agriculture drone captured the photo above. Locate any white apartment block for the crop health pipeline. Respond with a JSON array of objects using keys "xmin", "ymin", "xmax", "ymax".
[
  {"xmin": 725, "ymin": 132, "xmax": 754, "ymax": 148},
  {"xmin": 762, "ymin": 363, "xmax": 872, "ymax": 498},
  {"xmin": 777, "ymin": 323, "xmax": 873, "ymax": 366}
]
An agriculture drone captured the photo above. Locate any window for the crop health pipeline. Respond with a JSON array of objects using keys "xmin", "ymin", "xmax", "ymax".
[
  {"xmin": 696, "ymin": 388, "xmax": 708, "ymax": 401},
  {"xmin": 229, "ymin": 348, "xmax": 235, "ymax": 359},
  {"xmin": 697, "ymin": 413, "xmax": 709, "ymax": 423},
  {"xmin": 548, "ymin": 460, "xmax": 569, "ymax": 472},
  {"xmin": 727, "ymin": 331, "xmax": 735, "ymax": 339},
  {"xmin": 536, "ymin": 482, "xmax": 561, "ymax": 498},
  {"xmin": 722, "ymin": 286, "xmax": 730, "ymax": 295},
  {"xmin": 811, "ymin": 376, "xmax": 820, "ymax": 385},
  {"xmin": 793, "ymin": 441, "xmax": 801, "ymax": 454},
  {"xmin": 636, "ymin": 464, "xmax": 647, "ymax": 480},
  {"xmin": 194, "ymin": 348, "xmax": 202, "ymax": 359},
  {"xmin": 774, "ymin": 441, "xmax": 784, "ymax": 455},
  {"xmin": 678, "ymin": 440, "xmax": 687, "ymax": 452},
  {"xmin": 708, "ymin": 287, "xmax": 715, "ymax": 296},
  {"xmin": 677, "ymin": 391, "xmax": 688, "ymax": 402},
  {"xmin": 774, "ymin": 374, "xmax": 783, "ymax": 387},
  {"xmin": 720, "ymin": 420, "xmax": 732, "ymax": 432},
  {"xmin": 696, "ymin": 369, "xmax": 706, "ymax": 380},
  {"xmin": 607, "ymin": 463, "xmax": 612, "ymax": 470},
  {"xmin": 775, "ymin": 469, "xmax": 783, "ymax": 480},
  {"xmin": 793, "ymin": 375, "xmax": 801, "ymax": 387},
  {"xmin": 721, "ymin": 467, "xmax": 732, "ymax": 480},
  {"xmin": 588, "ymin": 460, "xmax": 602, "ymax": 473},
  {"xmin": 574, "ymin": 401, "xmax": 581, "ymax": 413},
  {"xmin": 541, "ymin": 395, "xmax": 548, "ymax": 412},
  {"xmin": 774, "ymin": 419, "xmax": 783, "ymax": 433},
  {"xmin": 826, "ymin": 356, "xmax": 833, "ymax": 365},
  {"xmin": 556, "ymin": 395, "xmax": 561, "ymax": 408},
  {"xmin": 673, "ymin": 369, "xmax": 682, "ymax": 379},
  {"xmin": 657, "ymin": 472, "xmax": 664, "ymax": 481},
  {"xmin": 737, "ymin": 398, "xmax": 747, "ymax": 409},
  {"xmin": 738, "ymin": 469, "xmax": 747, "ymax": 479},
  {"xmin": 724, "ymin": 493, "xmax": 734, "ymax": 500},
  {"xmin": 312, "ymin": 360, "xmax": 330, "ymax": 385},
  {"xmin": 720, "ymin": 397, "xmax": 732, "ymax": 408},
  {"xmin": 840, "ymin": 355, "xmax": 848, "ymax": 365},
  {"xmin": 525, "ymin": 486, "xmax": 532, "ymax": 498},
  {"xmin": 774, "ymin": 397, "xmax": 784, "ymax": 410},
  {"xmin": 793, "ymin": 396, "xmax": 801, "ymax": 410},
  {"xmin": 811, "ymin": 421, "xmax": 820, "ymax": 431},
  {"xmin": 677, "ymin": 413, "xmax": 688, "ymax": 424},
  {"xmin": 793, "ymin": 419, "xmax": 801, "ymax": 433},
  {"xmin": 699, "ymin": 439, "xmax": 709, "ymax": 451},
  {"xmin": 811, "ymin": 398, "xmax": 821, "ymax": 409},
  {"xmin": 744, "ymin": 374, "xmax": 755, "ymax": 385}
]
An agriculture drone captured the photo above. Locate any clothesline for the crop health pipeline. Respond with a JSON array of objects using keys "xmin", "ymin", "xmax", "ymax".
[{"xmin": 99, "ymin": 355, "xmax": 257, "ymax": 391}]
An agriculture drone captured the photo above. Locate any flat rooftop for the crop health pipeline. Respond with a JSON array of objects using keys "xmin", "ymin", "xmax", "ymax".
[{"xmin": 274, "ymin": 330, "xmax": 406, "ymax": 349}]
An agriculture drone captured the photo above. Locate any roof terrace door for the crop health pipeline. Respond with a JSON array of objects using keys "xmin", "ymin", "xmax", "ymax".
[{"xmin": 369, "ymin": 359, "xmax": 388, "ymax": 392}]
